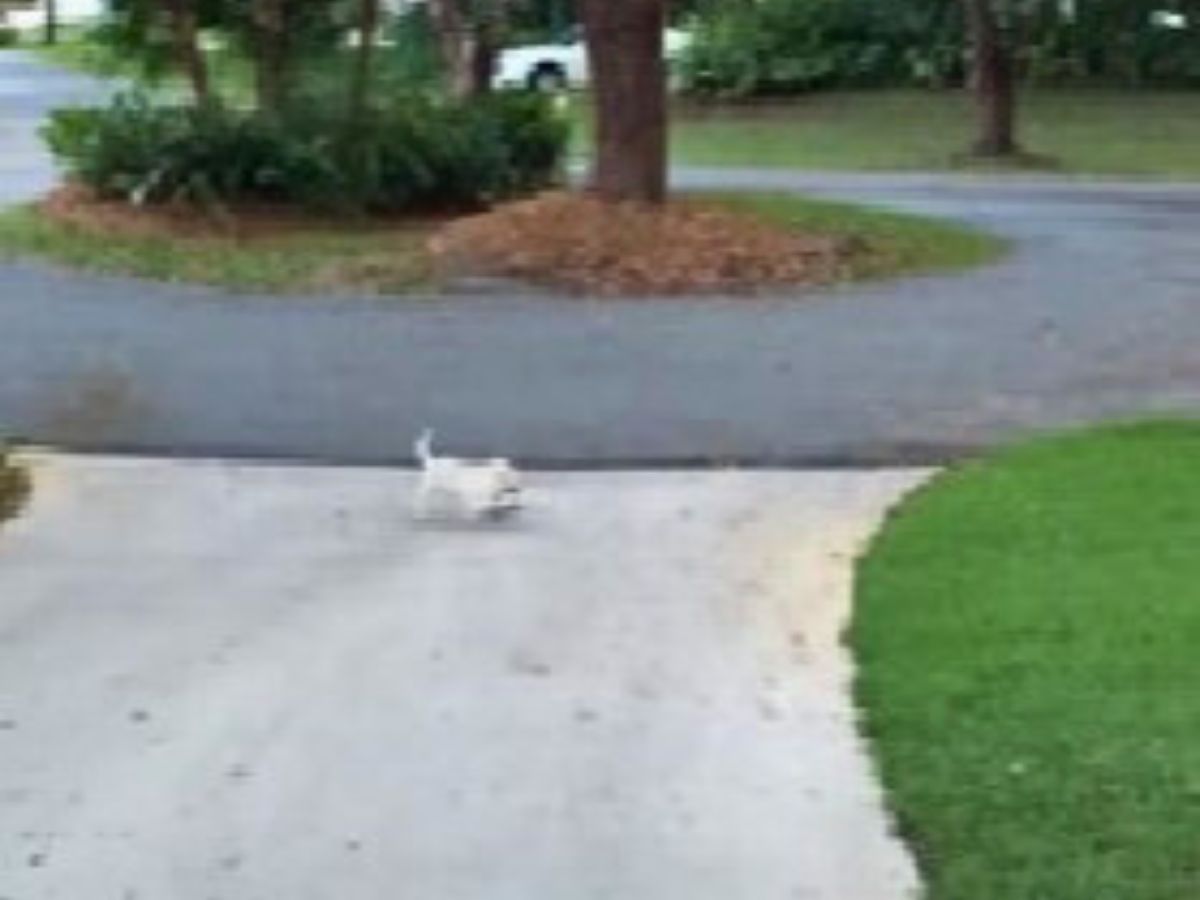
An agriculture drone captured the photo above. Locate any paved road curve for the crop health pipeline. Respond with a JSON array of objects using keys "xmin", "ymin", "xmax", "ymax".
[
  {"xmin": 0, "ymin": 455, "xmax": 923, "ymax": 900},
  {"xmin": 3, "ymin": 51, "xmax": 1200, "ymax": 464}
]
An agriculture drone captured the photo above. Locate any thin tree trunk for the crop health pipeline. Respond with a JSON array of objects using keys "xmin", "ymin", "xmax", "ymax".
[
  {"xmin": 964, "ymin": 0, "xmax": 1018, "ymax": 157},
  {"xmin": 43, "ymin": 0, "xmax": 58, "ymax": 45},
  {"xmin": 430, "ymin": 0, "xmax": 505, "ymax": 99},
  {"xmin": 468, "ymin": 20, "xmax": 499, "ymax": 97},
  {"xmin": 163, "ymin": 0, "xmax": 212, "ymax": 107},
  {"xmin": 253, "ymin": 0, "xmax": 289, "ymax": 115},
  {"xmin": 429, "ymin": 0, "xmax": 473, "ymax": 98},
  {"xmin": 580, "ymin": 0, "xmax": 668, "ymax": 204},
  {"xmin": 350, "ymin": 0, "xmax": 381, "ymax": 124}
]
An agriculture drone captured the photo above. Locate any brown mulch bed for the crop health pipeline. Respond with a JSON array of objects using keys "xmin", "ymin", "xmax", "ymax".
[
  {"xmin": 34, "ymin": 186, "xmax": 859, "ymax": 296},
  {"xmin": 430, "ymin": 191, "xmax": 858, "ymax": 296},
  {"xmin": 37, "ymin": 185, "xmax": 441, "ymax": 241}
]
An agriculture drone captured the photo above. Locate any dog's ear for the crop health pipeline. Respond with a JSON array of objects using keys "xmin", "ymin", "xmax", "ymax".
[{"xmin": 414, "ymin": 428, "xmax": 435, "ymax": 463}]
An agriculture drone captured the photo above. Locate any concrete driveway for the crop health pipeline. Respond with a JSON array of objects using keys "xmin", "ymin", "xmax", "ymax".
[
  {"xmin": 3, "ymin": 52, "xmax": 1200, "ymax": 464},
  {"xmin": 0, "ymin": 455, "xmax": 924, "ymax": 899}
]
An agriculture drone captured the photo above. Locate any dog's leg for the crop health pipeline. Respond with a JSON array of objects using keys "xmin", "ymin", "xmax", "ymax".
[{"xmin": 413, "ymin": 479, "xmax": 433, "ymax": 520}]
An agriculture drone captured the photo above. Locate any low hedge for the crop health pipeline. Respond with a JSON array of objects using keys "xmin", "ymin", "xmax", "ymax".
[{"xmin": 42, "ymin": 91, "xmax": 569, "ymax": 213}]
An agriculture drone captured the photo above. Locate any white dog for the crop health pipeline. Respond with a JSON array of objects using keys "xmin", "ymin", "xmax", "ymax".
[{"xmin": 412, "ymin": 429, "xmax": 522, "ymax": 520}]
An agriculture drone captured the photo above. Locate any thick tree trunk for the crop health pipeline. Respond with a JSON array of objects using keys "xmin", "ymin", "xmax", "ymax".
[
  {"xmin": 580, "ymin": 0, "xmax": 668, "ymax": 204},
  {"xmin": 253, "ymin": 0, "xmax": 289, "ymax": 115},
  {"xmin": 964, "ymin": 0, "xmax": 1018, "ymax": 157},
  {"xmin": 163, "ymin": 0, "xmax": 212, "ymax": 107},
  {"xmin": 350, "ymin": 0, "xmax": 381, "ymax": 124}
]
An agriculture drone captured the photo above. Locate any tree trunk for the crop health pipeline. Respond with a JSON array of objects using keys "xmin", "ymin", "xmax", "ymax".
[
  {"xmin": 429, "ymin": 0, "xmax": 504, "ymax": 99},
  {"xmin": 468, "ymin": 17, "xmax": 500, "ymax": 97},
  {"xmin": 253, "ymin": 0, "xmax": 289, "ymax": 115},
  {"xmin": 428, "ymin": 0, "xmax": 473, "ymax": 98},
  {"xmin": 580, "ymin": 0, "xmax": 668, "ymax": 204},
  {"xmin": 163, "ymin": 0, "xmax": 212, "ymax": 107},
  {"xmin": 964, "ymin": 0, "xmax": 1018, "ymax": 157},
  {"xmin": 350, "ymin": 0, "xmax": 381, "ymax": 124},
  {"xmin": 43, "ymin": 0, "xmax": 58, "ymax": 45}
]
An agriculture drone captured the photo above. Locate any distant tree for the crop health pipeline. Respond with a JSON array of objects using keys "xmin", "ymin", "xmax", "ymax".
[
  {"xmin": 43, "ymin": 0, "xmax": 58, "ymax": 44},
  {"xmin": 579, "ymin": 0, "xmax": 669, "ymax": 203},
  {"xmin": 964, "ymin": 0, "xmax": 1020, "ymax": 157},
  {"xmin": 162, "ymin": 0, "xmax": 212, "ymax": 105},
  {"xmin": 428, "ymin": 0, "xmax": 511, "ymax": 97},
  {"xmin": 251, "ymin": 0, "xmax": 290, "ymax": 114},
  {"xmin": 350, "ymin": 0, "xmax": 381, "ymax": 123}
]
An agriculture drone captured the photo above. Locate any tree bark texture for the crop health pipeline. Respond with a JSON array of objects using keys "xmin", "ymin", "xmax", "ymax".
[
  {"xmin": 964, "ymin": 0, "xmax": 1019, "ymax": 157},
  {"xmin": 579, "ymin": 0, "xmax": 668, "ymax": 204}
]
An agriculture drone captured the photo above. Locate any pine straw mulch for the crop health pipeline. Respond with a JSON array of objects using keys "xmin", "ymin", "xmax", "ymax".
[
  {"xmin": 430, "ymin": 191, "xmax": 861, "ymax": 296},
  {"xmin": 32, "ymin": 186, "xmax": 863, "ymax": 296}
]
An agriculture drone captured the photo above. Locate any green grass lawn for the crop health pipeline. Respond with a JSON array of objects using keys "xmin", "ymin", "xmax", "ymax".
[
  {"xmin": 0, "ymin": 192, "xmax": 1002, "ymax": 295},
  {"xmin": 853, "ymin": 421, "xmax": 1200, "ymax": 900},
  {"xmin": 37, "ymin": 40, "xmax": 256, "ymax": 104},
  {"xmin": 669, "ymin": 90, "xmax": 1200, "ymax": 176},
  {"xmin": 710, "ymin": 193, "xmax": 1004, "ymax": 279},
  {"xmin": 0, "ymin": 207, "xmax": 435, "ymax": 294}
]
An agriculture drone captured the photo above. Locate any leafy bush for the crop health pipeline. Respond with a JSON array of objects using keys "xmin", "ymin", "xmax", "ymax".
[
  {"xmin": 0, "ymin": 26, "xmax": 20, "ymax": 47},
  {"xmin": 382, "ymin": 5, "xmax": 444, "ymax": 89},
  {"xmin": 680, "ymin": 0, "xmax": 962, "ymax": 97},
  {"xmin": 682, "ymin": 0, "xmax": 1200, "ymax": 97},
  {"xmin": 43, "ymin": 91, "xmax": 569, "ymax": 213}
]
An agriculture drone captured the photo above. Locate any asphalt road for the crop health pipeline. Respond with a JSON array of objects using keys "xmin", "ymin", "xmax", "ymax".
[
  {"xmin": 3, "ymin": 51, "xmax": 1200, "ymax": 465},
  {"xmin": 0, "ymin": 455, "xmax": 923, "ymax": 900}
]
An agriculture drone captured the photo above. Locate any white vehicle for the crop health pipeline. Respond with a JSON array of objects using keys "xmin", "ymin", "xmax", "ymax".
[
  {"xmin": 494, "ymin": 27, "xmax": 691, "ymax": 92},
  {"xmin": 1, "ymin": 0, "xmax": 104, "ymax": 31}
]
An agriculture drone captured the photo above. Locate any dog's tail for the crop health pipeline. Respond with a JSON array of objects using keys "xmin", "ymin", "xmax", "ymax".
[{"xmin": 414, "ymin": 428, "xmax": 435, "ymax": 465}]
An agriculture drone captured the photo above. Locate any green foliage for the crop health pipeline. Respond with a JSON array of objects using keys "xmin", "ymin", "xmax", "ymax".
[
  {"xmin": 680, "ymin": 0, "xmax": 962, "ymax": 96},
  {"xmin": 1027, "ymin": 0, "xmax": 1200, "ymax": 87},
  {"xmin": 98, "ymin": 0, "xmax": 349, "ymax": 77},
  {"xmin": 682, "ymin": 0, "xmax": 1200, "ymax": 96},
  {"xmin": 382, "ymin": 5, "xmax": 443, "ymax": 89},
  {"xmin": 0, "ymin": 26, "xmax": 20, "ymax": 47},
  {"xmin": 42, "ymin": 90, "xmax": 569, "ymax": 213},
  {"xmin": 0, "ymin": 205, "xmax": 435, "ymax": 295}
]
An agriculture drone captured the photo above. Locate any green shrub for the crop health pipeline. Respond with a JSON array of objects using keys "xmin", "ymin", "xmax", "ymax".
[
  {"xmin": 382, "ymin": 6, "xmax": 444, "ymax": 89},
  {"xmin": 43, "ymin": 90, "xmax": 569, "ymax": 213},
  {"xmin": 0, "ymin": 26, "xmax": 20, "ymax": 47},
  {"xmin": 683, "ymin": 0, "xmax": 1200, "ymax": 97},
  {"xmin": 680, "ymin": 0, "xmax": 962, "ymax": 97}
]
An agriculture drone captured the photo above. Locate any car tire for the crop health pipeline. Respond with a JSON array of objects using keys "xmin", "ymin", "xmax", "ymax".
[{"xmin": 528, "ymin": 66, "xmax": 568, "ymax": 93}]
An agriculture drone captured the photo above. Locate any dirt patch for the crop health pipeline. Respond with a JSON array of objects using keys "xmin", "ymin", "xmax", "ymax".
[
  {"xmin": 37, "ymin": 185, "xmax": 445, "ymax": 242},
  {"xmin": 0, "ymin": 454, "xmax": 30, "ymax": 525},
  {"xmin": 430, "ymin": 191, "xmax": 858, "ymax": 296}
]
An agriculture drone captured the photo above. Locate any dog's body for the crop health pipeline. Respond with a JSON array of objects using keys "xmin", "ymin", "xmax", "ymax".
[{"xmin": 413, "ymin": 430, "xmax": 522, "ymax": 520}]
